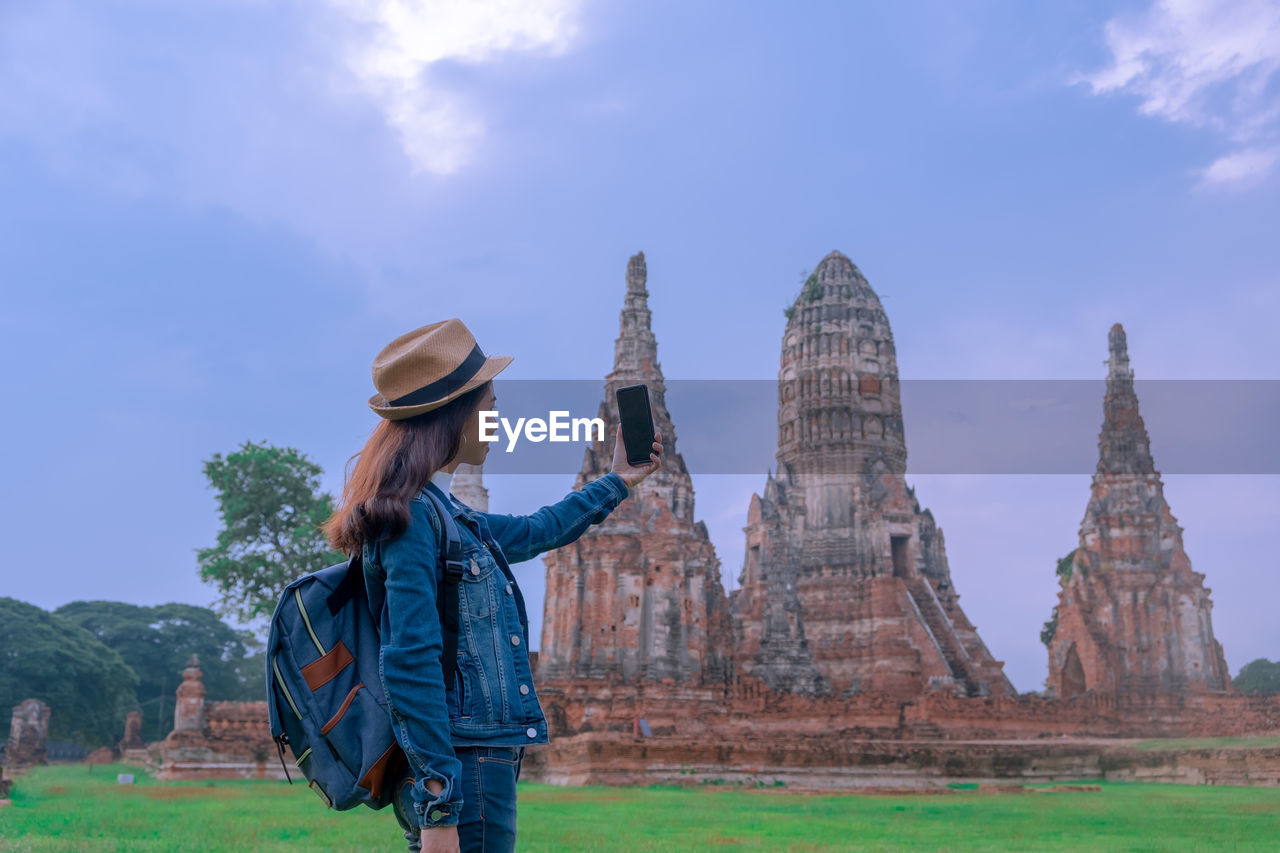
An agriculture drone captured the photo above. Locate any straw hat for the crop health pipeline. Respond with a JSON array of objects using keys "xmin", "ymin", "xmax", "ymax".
[{"xmin": 368, "ymin": 319, "xmax": 512, "ymax": 420}]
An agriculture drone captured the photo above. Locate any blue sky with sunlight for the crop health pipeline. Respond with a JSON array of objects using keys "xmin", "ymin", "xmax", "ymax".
[{"xmin": 2, "ymin": 0, "xmax": 1277, "ymax": 692}]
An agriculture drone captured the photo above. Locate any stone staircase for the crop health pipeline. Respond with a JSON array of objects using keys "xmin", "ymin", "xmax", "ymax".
[{"xmin": 907, "ymin": 577, "xmax": 980, "ymax": 697}]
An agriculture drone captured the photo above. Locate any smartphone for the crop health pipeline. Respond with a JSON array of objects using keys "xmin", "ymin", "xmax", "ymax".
[{"xmin": 615, "ymin": 384, "xmax": 656, "ymax": 466}]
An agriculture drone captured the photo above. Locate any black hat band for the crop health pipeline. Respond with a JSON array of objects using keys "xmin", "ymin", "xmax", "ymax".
[{"xmin": 389, "ymin": 344, "xmax": 487, "ymax": 408}]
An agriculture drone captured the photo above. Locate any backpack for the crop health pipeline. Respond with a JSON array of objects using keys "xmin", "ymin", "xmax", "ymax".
[{"xmin": 264, "ymin": 489, "xmax": 465, "ymax": 811}]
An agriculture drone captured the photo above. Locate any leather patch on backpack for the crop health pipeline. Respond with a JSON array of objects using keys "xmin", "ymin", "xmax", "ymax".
[
  {"xmin": 359, "ymin": 741, "xmax": 404, "ymax": 799},
  {"xmin": 301, "ymin": 641, "xmax": 355, "ymax": 691}
]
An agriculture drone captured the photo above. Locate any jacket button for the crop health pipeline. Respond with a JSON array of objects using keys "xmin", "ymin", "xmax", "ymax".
[
  {"xmin": 504, "ymin": 583, "xmax": 512, "ymax": 594},
  {"xmin": 519, "ymin": 684, "xmax": 529, "ymax": 695},
  {"xmin": 510, "ymin": 635, "xmax": 521, "ymax": 646},
  {"xmin": 526, "ymin": 727, "xmax": 537, "ymax": 738},
  {"xmin": 430, "ymin": 809, "xmax": 444, "ymax": 821},
  {"xmin": 469, "ymin": 559, "xmax": 480, "ymax": 576}
]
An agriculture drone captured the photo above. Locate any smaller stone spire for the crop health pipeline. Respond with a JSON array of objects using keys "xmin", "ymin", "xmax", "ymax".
[
  {"xmin": 627, "ymin": 252, "xmax": 647, "ymax": 293},
  {"xmin": 583, "ymin": 250, "xmax": 680, "ymax": 481},
  {"xmin": 173, "ymin": 654, "xmax": 206, "ymax": 732},
  {"xmin": 539, "ymin": 251, "xmax": 731, "ymax": 687},
  {"xmin": 1048, "ymin": 324, "xmax": 1231, "ymax": 697},
  {"xmin": 613, "ymin": 251, "xmax": 657, "ymax": 367},
  {"xmin": 1107, "ymin": 322, "xmax": 1131, "ymax": 383},
  {"xmin": 1096, "ymin": 323, "xmax": 1155, "ymax": 475}
]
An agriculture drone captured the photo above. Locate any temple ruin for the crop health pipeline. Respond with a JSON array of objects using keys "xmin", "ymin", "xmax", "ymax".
[
  {"xmin": 520, "ymin": 251, "xmax": 1277, "ymax": 787},
  {"xmin": 730, "ymin": 251, "xmax": 1014, "ymax": 698},
  {"xmin": 538, "ymin": 252, "xmax": 732, "ymax": 687},
  {"xmin": 537, "ymin": 251, "xmax": 1014, "ymax": 703},
  {"xmin": 154, "ymin": 654, "xmax": 283, "ymax": 780},
  {"xmin": 1045, "ymin": 323, "xmax": 1232, "ymax": 699},
  {"xmin": 5, "ymin": 698, "xmax": 50, "ymax": 768}
]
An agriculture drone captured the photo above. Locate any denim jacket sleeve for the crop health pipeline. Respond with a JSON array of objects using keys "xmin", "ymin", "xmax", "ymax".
[
  {"xmin": 376, "ymin": 496, "xmax": 463, "ymax": 828},
  {"xmin": 481, "ymin": 472, "xmax": 630, "ymax": 564}
]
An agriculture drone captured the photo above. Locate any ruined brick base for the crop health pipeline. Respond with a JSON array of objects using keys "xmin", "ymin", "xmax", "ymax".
[
  {"xmin": 154, "ymin": 701, "xmax": 287, "ymax": 781},
  {"xmin": 530, "ymin": 678, "xmax": 1280, "ymax": 789},
  {"xmin": 538, "ymin": 678, "xmax": 1280, "ymax": 741},
  {"xmin": 521, "ymin": 733, "xmax": 1280, "ymax": 790},
  {"xmin": 134, "ymin": 682, "xmax": 1280, "ymax": 787}
]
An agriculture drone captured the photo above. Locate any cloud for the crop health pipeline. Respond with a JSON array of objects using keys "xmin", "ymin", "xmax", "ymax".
[
  {"xmin": 1197, "ymin": 145, "xmax": 1280, "ymax": 187},
  {"xmin": 1075, "ymin": 0, "xmax": 1280, "ymax": 188},
  {"xmin": 326, "ymin": 0, "xmax": 585, "ymax": 175},
  {"xmin": 0, "ymin": 0, "xmax": 594, "ymax": 277}
]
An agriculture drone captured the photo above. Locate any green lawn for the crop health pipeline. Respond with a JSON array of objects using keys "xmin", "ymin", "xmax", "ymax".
[
  {"xmin": 1131, "ymin": 736, "xmax": 1280, "ymax": 751},
  {"xmin": 1, "ymin": 763, "xmax": 1277, "ymax": 851}
]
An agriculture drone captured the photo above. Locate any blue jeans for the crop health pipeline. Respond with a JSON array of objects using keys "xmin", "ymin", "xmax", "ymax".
[{"xmin": 394, "ymin": 746, "xmax": 525, "ymax": 852}]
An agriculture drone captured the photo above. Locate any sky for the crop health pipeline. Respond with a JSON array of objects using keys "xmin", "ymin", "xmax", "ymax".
[{"xmin": 1, "ymin": 0, "xmax": 1278, "ymax": 694}]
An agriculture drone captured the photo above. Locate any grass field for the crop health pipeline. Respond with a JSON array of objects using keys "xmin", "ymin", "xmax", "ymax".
[
  {"xmin": 1131, "ymin": 736, "xmax": 1280, "ymax": 751},
  {"xmin": 1, "ymin": 763, "xmax": 1278, "ymax": 851}
]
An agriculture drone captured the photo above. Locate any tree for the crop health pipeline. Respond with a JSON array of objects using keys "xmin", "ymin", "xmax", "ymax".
[
  {"xmin": 0, "ymin": 598, "xmax": 139, "ymax": 748},
  {"xmin": 1040, "ymin": 605, "xmax": 1059, "ymax": 647},
  {"xmin": 198, "ymin": 441, "xmax": 344, "ymax": 623},
  {"xmin": 1233, "ymin": 658, "xmax": 1280, "ymax": 694},
  {"xmin": 1040, "ymin": 549, "xmax": 1076, "ymax": 647},
  {"xmin": 55, "ymin": 600, "xmax": 265, "ymax": 742},
  {"xmin": 1055, "ymin": 548, "xmax": 1078, "ymax": 585}
]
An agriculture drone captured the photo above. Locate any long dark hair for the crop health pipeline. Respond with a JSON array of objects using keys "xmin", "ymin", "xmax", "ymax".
[{"xmin": 325, "ymin": 381, "xmax": 491, "ymax": 555}]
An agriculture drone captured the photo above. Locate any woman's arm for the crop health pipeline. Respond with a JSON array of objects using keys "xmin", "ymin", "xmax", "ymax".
[
  {"xmin": 483, "ymin": 425, "xmax": 662, "ymax": 564},
  {"xmin": 483, "ymin": 472, "xmax": 630, "ymax": 564},
  {"xmin": 377, "ymin": 497, "xmax": 464, "ymax": 828}
]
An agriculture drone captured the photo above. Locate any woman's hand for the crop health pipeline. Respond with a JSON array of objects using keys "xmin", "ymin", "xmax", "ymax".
[
  {"xmin": 420, "ymin": 826, "xmax": 460, "ymax": 852},
  {"xmin": 418, "ymin": 778, "xmax": 458, "ymax": 852},
  {"xmin": 610, "ymin": 424, "xmax": 662, "ymax": 489}
]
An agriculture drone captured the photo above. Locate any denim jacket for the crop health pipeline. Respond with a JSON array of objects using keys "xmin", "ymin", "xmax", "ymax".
[{"xmin": 362, "ymin": 472, "xmax": 629, "ymax": 829}]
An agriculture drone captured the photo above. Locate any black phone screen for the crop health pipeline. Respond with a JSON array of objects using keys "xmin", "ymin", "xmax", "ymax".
[{"xmin": 615, "ymin": 384, "xmax": 655, "ymax": 466}]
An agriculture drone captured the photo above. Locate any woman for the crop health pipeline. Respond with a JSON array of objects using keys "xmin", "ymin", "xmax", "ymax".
[{"xmin": 324, "ymin": 318, "xmax": 661, "ymax": 853}]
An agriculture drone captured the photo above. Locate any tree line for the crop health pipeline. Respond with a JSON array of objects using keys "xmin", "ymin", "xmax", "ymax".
[
  {"xmin": 0, "ymin": 597, "xmax": 266, "ymax": 747},
  {"xmin": 0, "ymin": 440, "xmax": 340, "ymax": 749}
]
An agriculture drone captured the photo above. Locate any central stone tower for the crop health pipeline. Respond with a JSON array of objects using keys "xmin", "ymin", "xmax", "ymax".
[{"xmin": 729, "ymin": 251, "xmax": 1014, "ymax": 697}]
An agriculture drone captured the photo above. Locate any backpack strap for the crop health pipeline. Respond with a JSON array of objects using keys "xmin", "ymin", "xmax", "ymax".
[
  {"xmin": 326, "ymin": 551, "xmax": 364, "ymax": 616},
  {"xmin": 420, "ymin": 490, "xmax": 465, "ymax": 688},
  {"xmin": 332, "ymin": 490, "xmax": 465, "ymax": 684}
]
